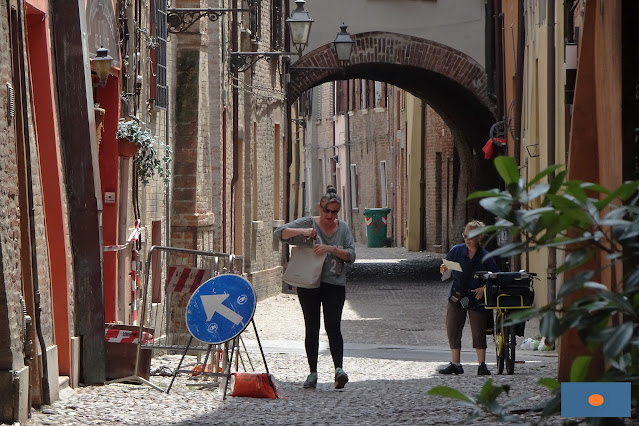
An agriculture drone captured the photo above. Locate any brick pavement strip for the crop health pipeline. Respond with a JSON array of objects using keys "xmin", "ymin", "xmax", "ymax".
[{"xmin": 25, "ymin": 245, "xmax": 564, "ymax": 425}]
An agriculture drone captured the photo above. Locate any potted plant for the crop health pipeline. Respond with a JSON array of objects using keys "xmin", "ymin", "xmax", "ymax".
[{"xmin": 116, "ymin": 119, "xmax": 172, "ymax": 185}]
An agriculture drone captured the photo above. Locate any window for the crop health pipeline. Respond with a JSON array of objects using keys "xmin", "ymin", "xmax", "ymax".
[
  {"xmin": 249, "ymin": 0, "xmax": 262, "ymax": 41},
  {"xmin": 273, "ymin": 124, "xmax": 281, "ymax": 219},
  {"xmin": 271, "ymin": 0, "xmax": 282, "ymax": 50},
  {"xmin": 374, "ymin": 81, "xmax": 382, "ymax": 108},
  {"xmin": 314, "ymin": 88, "xmax": 322, "ymax": 120},
  {"xmin": 151, "ymin": 0, "xmax": 167, "ymax": 108}
]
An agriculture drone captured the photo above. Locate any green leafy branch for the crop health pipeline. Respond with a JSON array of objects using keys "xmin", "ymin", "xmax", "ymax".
[{"xmin": 429, "ymin": 156, "xmax": 638, "ymax": 424}]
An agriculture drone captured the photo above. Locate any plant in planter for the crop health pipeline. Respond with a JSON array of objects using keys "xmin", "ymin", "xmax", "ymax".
[{"xmin": 116, "ymin": 119, "xmax": 172, "ymax": 185}]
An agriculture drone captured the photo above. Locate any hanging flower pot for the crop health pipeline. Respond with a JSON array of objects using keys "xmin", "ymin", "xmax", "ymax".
[
  {"xmin": 116, "ymin": 119, "xmax": 172, "ymax": 185},
  {"xmin": 118, "ymin": 137, "xmax": 140, "ymax": 158}
]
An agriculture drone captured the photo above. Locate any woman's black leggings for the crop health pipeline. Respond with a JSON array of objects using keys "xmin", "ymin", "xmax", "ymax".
[{"xmin": 297, "ymin": 282, "xmax": 346, "ymax": 373}]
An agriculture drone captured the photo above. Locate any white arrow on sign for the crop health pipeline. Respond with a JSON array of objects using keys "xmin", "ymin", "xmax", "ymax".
[{"xmin": 200, "ymin": 294, "xmax": 243, "ymax": 325}]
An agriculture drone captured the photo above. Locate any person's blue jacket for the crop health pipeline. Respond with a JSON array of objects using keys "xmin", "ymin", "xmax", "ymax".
[{"xmin": 445, "ymin": 243, "xmax": 499, "ymax": 310}]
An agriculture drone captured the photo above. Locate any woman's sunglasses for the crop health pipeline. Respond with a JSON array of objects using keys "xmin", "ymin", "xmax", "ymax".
[{"xmin": 321, "ymin": 205, "xmax": 340, "ymax": 215}]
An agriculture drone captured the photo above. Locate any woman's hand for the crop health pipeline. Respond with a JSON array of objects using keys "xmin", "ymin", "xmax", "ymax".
[
  {"xmin": 300, "ymin": 228, "xmax": 317, "ymax": 240},
  {"xmin": 472, "ymin": 286, "xmax": 485, "ymax": 300},
  {"xmin": 440, "ymin": 263, "xmax": 448, "ymax": 274},
  {"xmin": 314, "ymin": 244, "xmax": 336, "ymax": 256}
]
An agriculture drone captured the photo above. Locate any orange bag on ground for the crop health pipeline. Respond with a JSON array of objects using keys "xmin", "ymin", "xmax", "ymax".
[{"xmin": 230, "ymin": 373, "xmax": 278, "ymax": 399}]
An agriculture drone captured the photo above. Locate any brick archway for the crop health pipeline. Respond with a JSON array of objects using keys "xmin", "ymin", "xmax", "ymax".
[
  {"xmin": 288, "ymin": 31, "xmax": 494, "ymax": 116},
  {"xmin": 287, "ymin": 31, "xmax": 496, "ymax": 159}
]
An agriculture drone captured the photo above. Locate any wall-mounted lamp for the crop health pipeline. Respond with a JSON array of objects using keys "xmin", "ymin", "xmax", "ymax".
[
  {"xmin": 230, "ymin": 0, "xmax": 314, "ymax": 73},
  {"xmin": 288, "ymin": 24, "xmax": 354, "ymax": 73},
  {"xmin": 333, "ymin": 24, "xmax": 354, "ymax": 63},
  {"xmin": 92, "ymin": 47, "xmax": 114, "ymax": 87},
  {"xmin": 286, "ymin": 0, "xmax": 314, "ymax": 57}
]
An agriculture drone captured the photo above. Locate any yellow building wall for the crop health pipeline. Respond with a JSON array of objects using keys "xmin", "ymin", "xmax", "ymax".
[
  {"xmin": 519, "ymin": 1, "xmax": 566, "ymax": 306},
  {"xmin": 405, "ymin": 94, "xmax": 423, "ymax": 251}
]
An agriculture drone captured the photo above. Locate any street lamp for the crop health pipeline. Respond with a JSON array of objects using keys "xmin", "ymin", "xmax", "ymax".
[
  {"xmin": 333, "ymin": 24, "xmax": 354, "ymax": 63},
  {"xmin": 287, "ymin": 23, "xmax": 354, "ymax": 73},
  {"xmin": 286, "ymin": 0, "xmax": 314, "ymax": 57},
  {"xmin": 92, "ymin": 47, "xmax": 114, "ymax": 87}
]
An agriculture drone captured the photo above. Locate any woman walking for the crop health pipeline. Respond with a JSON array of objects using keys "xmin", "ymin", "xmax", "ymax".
[{"xmin": 274, "ymin": 186, "xmax": 356, "ymax": 389}]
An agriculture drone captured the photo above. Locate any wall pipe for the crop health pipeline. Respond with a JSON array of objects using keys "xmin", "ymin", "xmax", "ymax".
[
  {"xmin": 547, "ymin": 2, "xmax": 557, "ymax": 302},
  {"xmin": 231, "ymin": 0, "xmax": 239, "ymax": 251},
  {"xmin": 419, "ymin": 100, "xmax": 426, "ymax": 251},
  {"xmin": 513, "ymin": 0, "xmax": 525, "ymax": 167}
]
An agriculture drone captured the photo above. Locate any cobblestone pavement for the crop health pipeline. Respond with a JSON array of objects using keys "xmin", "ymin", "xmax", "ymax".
[{"xmin": 23, "ymin": 243, "xmax": 566, "ymax": 426}]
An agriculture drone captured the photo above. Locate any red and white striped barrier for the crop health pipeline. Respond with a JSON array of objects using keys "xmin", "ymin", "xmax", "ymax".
[
  {"xmin": 365, "ymin": 216, "xmax": 387, "ymax": 226},
  {"xmin": 166, "ymin": 266, "xmax": 213, "ymax": 293},
  {"xmin": 105, "ymin": 328, "xmax": 154, "ymax": 344}
]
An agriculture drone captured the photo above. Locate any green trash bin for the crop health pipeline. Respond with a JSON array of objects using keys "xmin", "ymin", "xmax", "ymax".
[{"xmin": 363, "ymin": 208, "xmax": 391, "ymax": 247}]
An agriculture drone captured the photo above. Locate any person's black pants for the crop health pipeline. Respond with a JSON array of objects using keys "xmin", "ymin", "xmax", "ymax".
[{"xmin": 297, "ymin": 282, "xmax": 346, "ymax": 373}]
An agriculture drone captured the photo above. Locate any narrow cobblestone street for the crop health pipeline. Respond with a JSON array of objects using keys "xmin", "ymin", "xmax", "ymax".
[{"xmin": 24, "ymin": 244, "xmax": 561, "ymax": 425}]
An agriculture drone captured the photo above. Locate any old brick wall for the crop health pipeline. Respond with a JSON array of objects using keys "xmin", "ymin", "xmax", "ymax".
[
  {"xmin": 0, "ymin": 0, "xmax": 25, "ymax": 374},
  {"xmin": 230, "ymin": 0, "xmax": 288, "ymax": 300},
  {"xmin": 347, "ymin": 80, "xmax": 391, "ymax": 244},
  {"xmin": 424, "ymin": 105, "xmax": 455, "ymax": 252}
]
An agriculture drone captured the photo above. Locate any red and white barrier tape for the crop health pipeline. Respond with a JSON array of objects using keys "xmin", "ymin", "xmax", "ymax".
[
  {"xmin": 104, "ymin": 328, "xmax": 153, "ymax": 344},
  {"xmin": 166, "ymin": 266, "xmax": 213, "ymax": 293}
]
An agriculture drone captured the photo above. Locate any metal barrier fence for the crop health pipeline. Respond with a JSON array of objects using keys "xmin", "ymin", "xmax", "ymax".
[{"xmin": 108, "ymin": 245, "xmax": 244, "ymax": 392}]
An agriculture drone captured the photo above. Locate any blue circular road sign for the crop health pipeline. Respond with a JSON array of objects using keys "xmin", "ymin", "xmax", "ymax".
[{"xmin": 185, "ymin": 274, "xmax": 256, "ymax": 344}]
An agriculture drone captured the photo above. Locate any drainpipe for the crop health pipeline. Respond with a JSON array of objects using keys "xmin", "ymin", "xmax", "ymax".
[
  {"xmin": 345, "ymin": 82, "xmax": 353, "ymax": 228},
  {"xmin": 511, "ymin": 0, "xmax": 525, "ymax": 272},
  {"xmin": 231, "ymin": 0, "xmax": 239, "ymax": 249},
  {"xmin": 419, "ymin": 100, "xmax": 426, "ymax": 251},
  {"xmin": 547, "ymin": 2, "xmax": 557, "ymax": 302},
  {"xmin": 513, "ymin": 0, "xmax": 525, "ymax": 167},
  {"xmin": 165, "ymin": 85, "xmax": 171, "ymax": 248}
]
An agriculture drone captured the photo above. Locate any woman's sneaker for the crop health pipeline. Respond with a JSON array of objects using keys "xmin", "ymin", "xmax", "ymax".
[
  {"xmin": 334, "ymin": 368, "xmax": 349, "ymax": 389},
  {"xmin": 438, "ymin": 362, "xmax": 464, "ymax": 375},
  {"xmin": 303, "ymin": 372, "xmax": 318, "ymax": 388}
]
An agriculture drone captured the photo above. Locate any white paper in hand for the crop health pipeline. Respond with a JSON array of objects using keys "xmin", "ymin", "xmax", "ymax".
[
  {"xmin": 443, "ymin": 259, "xmax": 463, "ymax": 272},
  {"xmin": 441, "ymin": 268, "xmax": 452, "ymax": 281}
]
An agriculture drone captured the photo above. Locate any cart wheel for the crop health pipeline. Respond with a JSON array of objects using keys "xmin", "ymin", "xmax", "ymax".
[
  {"xmin": 495, "ymin": 312, "xmax": 505, "ymax": 374},
  {"xmin": 505, "ymin": 324, "xmax": 516, "ymax": 375}
]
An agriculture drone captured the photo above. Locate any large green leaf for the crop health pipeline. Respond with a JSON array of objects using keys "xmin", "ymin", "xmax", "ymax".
[
  {"xmin": 477, "ymin": 379, "xmax": 509, "ymax": 406},
  {"xmin": 537, "ymin": 377, "xmax": 560, "ymax": 391},
  {"xmin": 540, "ymin": 311, "xmax": 560, "ymax": 342},
  {"xmin": 595, "ymin": 180, "xmax": 639, "ymax": 210},
  {"xmin": 520, "ymin": 183, "xmax": 550, "ymax": 204},
  {"xmin": 602, "ymin": 323, "xmax": 635, "ymax": 358},
  {"xmin": 494, "ymin": 156, "xmax": 520, "ymax": 186},
  {"xmin": 427, "ymin": 386, "xmax": 475, "ymax": 403},
  {"xmin": 467, "ymin": 189, "xmax": 502, "ymax": 200},
  {"xmin": 479, "ymin": 197, "xmax": 513, "ymax": 218},
  {"xmin": 541, "ymin": 171, "xmax": 567, "ymax": 206},
  {"xmin": 569, "ymin": 355, "xmax": 592, "ymax": 382},
  {"xmin": 599, "ymin": 291, "xmax": 634, "ymax": 312},
  {"xmin": 525, "ymin": 164, "xmax": 563, "ymax": 189},
  {"xmin": 624, "ymin": 268, "xmax": 639, "ymax": 292},
  {"xmin": 559, "ymin": 249, "xmax": 594, "ymax": 274}
]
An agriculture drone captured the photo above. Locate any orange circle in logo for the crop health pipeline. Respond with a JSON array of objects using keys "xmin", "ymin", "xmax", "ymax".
[{"xmin": 588, "ymin": 393, "xmax": 604, "ymax": 406}]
